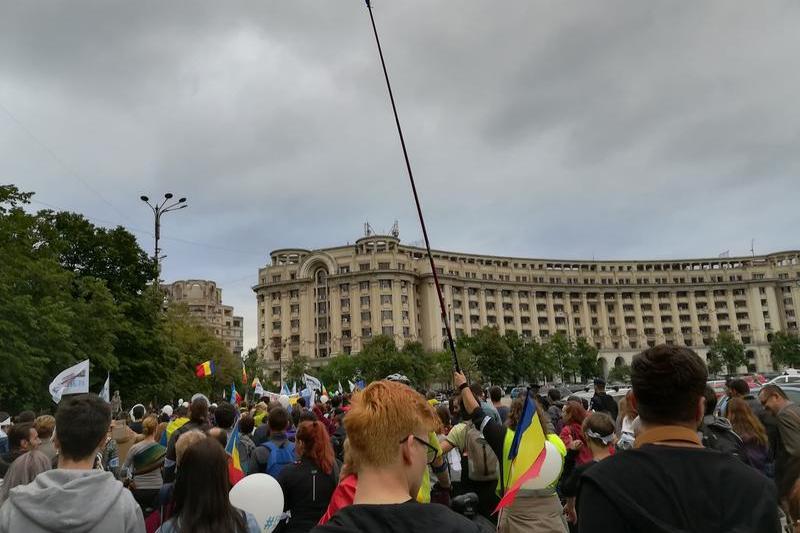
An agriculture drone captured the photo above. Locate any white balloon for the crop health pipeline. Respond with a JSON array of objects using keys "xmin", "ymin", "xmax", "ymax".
[
  {"xmin": 520, "ymin": 441, "xmax": 563, "ymax": 490},
  {"xmin": 278, "ymin": 394, "xmax": 290, "ymax": 408},
  {"xmin": 229, "ymin": 474, "xmax": 284, "ymax": 532}
]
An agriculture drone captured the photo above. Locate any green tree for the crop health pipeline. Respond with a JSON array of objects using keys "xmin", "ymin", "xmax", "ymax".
[
  {"xmin": 544, "ymin": 333, "xmax": 578, "ymax": 383},
  {"xmin": 707, "ymin": 332, "xmax": 746, "ymax": 375},
  {"xmin": 607, "ymin": 363, "xmax": 631, "ymax": 383},
  {"xmin": 285, "ymin": 354, "xmax": 310, "ymax": 385},
  {"xmin": 242, "ymin": 347, "xmax": 269, "ymax": 389},
  {"xmin": 318, "ymin": 353, "xmax": 360, "ymax": 386},
  {"xmin": 770, "ymin": 331, "xmax": 800, "ymax": 368},
  {"xmin": 460, "ymin": 327, "xmax": 512, "ymax": 385},
  {"xmin": 575, "ymin": 337, "xmax": 600, "ymax": 382}
]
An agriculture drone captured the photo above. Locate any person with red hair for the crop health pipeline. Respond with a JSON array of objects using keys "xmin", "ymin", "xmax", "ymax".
[
  {"xmin": 277, "ymin": 421, "xmax": 340, "ymax": 533},
  {"xmin": 559, "ymin": 400, "xmax": 592, "ymax": 465}
]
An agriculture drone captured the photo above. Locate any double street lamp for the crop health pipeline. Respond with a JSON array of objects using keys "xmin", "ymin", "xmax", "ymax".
[{"xmin": 140, "ymin": 193, "xmax": 187, "ymax": 280}]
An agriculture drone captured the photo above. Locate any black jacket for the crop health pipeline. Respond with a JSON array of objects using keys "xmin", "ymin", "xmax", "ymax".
[
  {"xmin": 310, "ymin": 500, "xmax": 479, "ymax": 533},
  {"xmin": 590, "ymin": 392, "xmax": 618, "ymax": 420},
  {"xmin": 276, "ymin": 458, "xmax": 339, "ymax": 533}
]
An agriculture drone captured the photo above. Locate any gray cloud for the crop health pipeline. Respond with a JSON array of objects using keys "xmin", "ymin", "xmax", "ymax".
[{"xmin": 1, "ymin": 0, "xmax": 798, "ymax": 350}]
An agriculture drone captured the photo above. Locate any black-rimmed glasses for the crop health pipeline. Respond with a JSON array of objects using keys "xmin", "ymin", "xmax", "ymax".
[{"xmin": 400, "ymin": 435, "xmax": 438, "ymax": 465}]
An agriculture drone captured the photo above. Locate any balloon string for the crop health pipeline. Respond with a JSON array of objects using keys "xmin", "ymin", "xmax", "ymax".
[{"xmin": 364, "ymin": 0, "xmax": 460, "ymax": 373}]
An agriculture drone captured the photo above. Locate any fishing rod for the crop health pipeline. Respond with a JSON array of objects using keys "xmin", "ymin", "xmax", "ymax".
[{"xmin": 363, "ymin": 0, "xmax": 461, "ymax": 374}]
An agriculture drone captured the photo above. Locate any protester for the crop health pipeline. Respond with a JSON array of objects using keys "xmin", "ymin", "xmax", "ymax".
[
  {"xmin": 277, "ymin": 421, "xmax": 339, "ymax": 532},
  {"xmin": 546, "ymin": 389, "xmax": 565, "ymax": 434},
  {"xmin": 727, "ymin": 397, "xmax": 770, "ymax": 474},
  {"xmin": 247, "ymin": 406, "xmax": 295, "ymax": 476},
  {"xmin": 715, "ymin": 378, "xmax": 735, "ymax": 418},
  {"xmin": 614, "ymin": 390, "xmax": 638, "ymax": 451},
  {"xmin": 214, "ymin": 402, "xmax": 237, "ymax": 440},
  {"xmin": 0, "ymin": 394, "xmax": 145, "ymax": 532},
  {"xmin": 577, "ymin": 345, "xmax": 778, "ymax": 531},
  {"xmin": 236, "ymin": 414, "xmax": 257, "ymax": 473},
  {"xmin": 589, "ymin": 378, "xmax": 618, "ymax": 420},
  {"xmin": 0, "ymin": 450, "xmax": 51, "ymax": 506},
  {"xmin": 156, "ymin": 437, "xmax": 259, "ymax": 533},
  {"xmin": 0, "ymin": 422, "xmax": 40, "ymax": 479},
  {"xmin": 457, "ymin": 375, "xmax": 568, "ymax": 533},
  {"xmin": 470, "ymin": 383, "xmax": 502, "ymax": 425},
  {"xmin": 760, "ymin": 383, "xmax": 800, "ymax": 499},
  {"xmin": 164, "ymin": 396, "xmax": 210, "ymax": 483},
  {"xmin": 164, "ymin": 404, "xmax": 189, "ymax": 444},
  {"xmin": 154, "ymin": 422, "xmax": 168, "ymax": 447},
  {"xmin": 100, "ymin": 425, "xmax": 122, "ymax": 478},
  {"xmin": 33, "ymin": 415, "xmax": 57, "ymax": 463},
  {"xmin": 0, "ymin": 413, "xmax": 10, "ymax": 456},
  {"xmin": 311, "ymin": 380, "xmax": 478, "ymax": 533},
  {"xmin": 699, "ymin": 385, "xmax": 749, "ymax": 463},
  {"xmin": 489, "ymin": 386, "xmax": 509, "ymax": 425},
  {"xmin": 560, "ymin": 401, "xmax": 592, "ymax": 466},
  {"xmin": 158, "ymin": 405, "xmax": 173, "ymax": 425},
  {"xmin": 318, "ymin": 439, "xmax": 359, "ymax": 526},
  {"xmin": 123, "ymin": 415, "xmax": 166, "ymax": 512},
  {"xmin": 560, "ymin": 412, "xmax": 615, "ymax": 527},
  {"xmin": 130, "ymin": 405, "xmax": 146, "ymax": 434},
  {"xmin": 14, "ymin": 411, "xmax": 35, "ymax": 425}
]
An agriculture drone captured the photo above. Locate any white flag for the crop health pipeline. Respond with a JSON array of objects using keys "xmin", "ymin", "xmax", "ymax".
[
  {"xmin": 99, "ymin": 374, "xmax": 110, "ymax": 403},
  {"xmin": 303, "ymin": 373, "xmax": 322, "ymax": 391},
  {"xmin": 254, "ymin": 382, "xmax": 265, "ymax": 397},
  {"xmin": 348, "ymin": 380, "xmax": 356, "ymax": 392},
  {"xmin": 337, "ymin": 381, "xmax": 343, "ymax": 394},
  {"xmin": 49, "ymin": 360, "xmax": 90, "ymax": 403}
]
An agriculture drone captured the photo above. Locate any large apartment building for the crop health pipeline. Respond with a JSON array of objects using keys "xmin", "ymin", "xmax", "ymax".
[
  {"xmin": 253, "ymin": 235, "xmax": 800, "ymax": 382},
  {"xmin": 162, "ymin": 279, "xmax": 244, "ymax": 358}
]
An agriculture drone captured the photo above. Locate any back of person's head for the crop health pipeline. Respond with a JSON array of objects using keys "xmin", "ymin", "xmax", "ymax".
[
  {"xmin": 593, "ymin": 378, "xmax": 606, "ymax": 392},
  {"xmin": 728, "ymin": 397, "xmax": 768, "ymax": 445},
  {"xmin": 547, "ymin": 389, "xmax": 562, "ymax": 402},
  {"xmin": 344, "ymin": 380, "xmax": 439, "ymax": 468},
  {"xmin": 7, "ymin": 423, "xmax": 35, "ymax": 451},
  {"xmin": 331, "ymin": 396, "xmax": 342, "ymax": 409},
  {"xmin": 631, "ymin": 345, "xmax": 707, "ymax": 426},
  {"xmin": 582, "ymin": 412, "xmax": 616, "ymax": 448},
  {"xmin": 703, "ymin": 386, "xmax": 718, "ymax": 416},
  {"xmin": 175, "ymin": 405, "xmax": 189, "ymax": 418},
  {"xmin": 176, "ymin": 430, "xmax": 207, "ymax": 465},
  {"xmin": 296, "ymin": 421, "xmax": 334, "ymax": 474},
  {"xmin": 296, "ymin": 397, "xmax": 307, "ymax": 409},
  {"xmin": 760, "ymin": 383, "xmax": 788, "ymax": 400},
  {"xmin": 0, "ymin": 450, "xmax": 51, "ymax": 505},
  {"xmin": 239, "ymin": 414, "xmax": 255, "ymax": 435},
  {"xmin": 55, "ymin": 394, "xmax": 110, "ymax": 462},
  {"xmin": 132, "ymin": 404, "xmax": 145, "ymax": 421},
  {"xmin": 268, "ymin": 406, "xmax": 290, "ymax": 432},
  {"xmin": 729, "ymin": 379, "xmax": 749, "ymax": 397},
  {"xmin": 254, "ymin": 401, "xmax": 268, "ymax": 415},
  {"xmin": 426, "ymin": 390, "xmax": 436, "ymax": 401},
  {"xmin": 299, "ymin": 410, "xmax": 317, "ymax": 423},
  {"xmin": 189, "ymin": 398, "xmax": 209, "ymax": 425},
  {"xmin": 489, "ymin": 386, "xmax": 503, "ymax": 403},
  {"xmin": 213, "ymin": 402, "xmax": 236, "ymax": 430},
  {"xmin": 141, "ymin": 415, "xmax": 158, "ymax": 437},
  {"xmin": 435, "ymin": 404, "xmax": 450, "ymax": 431},
  {"xmin": 15, "ymin": 411, "xmax": 35, "ymax": 424},
  {"xmin": 469, "ymin": 383, "xmax": 484, "ymax": 400},
  {"xmin": 620, "ymin": 389, "xmax": 638, "ymax": 419},
  {"xmin": 173, "ymin": 437, "xmax": 247, "ymax": 533},
  {"xmin": 208, "ymin": 427, "xmax": 227, "ymax": 448},
  {"xmin": 564, "ymin": 400, "xmax": 588, "ymax": 425},
  {"xmin": 34, "ymin": 415, "xmax": 55, "ymax": 440}
]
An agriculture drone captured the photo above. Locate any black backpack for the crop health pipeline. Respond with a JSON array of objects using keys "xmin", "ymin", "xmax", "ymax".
[{"xmin": 700, "ymin": 421, "xmax": 751, "ymax": 466}]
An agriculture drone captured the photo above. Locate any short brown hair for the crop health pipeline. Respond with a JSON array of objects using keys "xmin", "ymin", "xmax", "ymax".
[
  {"xmin": 34, "ymin": 415, "xmax": 55, "ymax": 440},
  {"xmin": 344, "ymin": 380, "xmax": 439, "ymax": 468},
  {"xmin": 760, "ymin": 384, "xmax": 788, "ymax": 401},
  {"xmin": 141, "ymin": 415, "xmax": 158, "ymax": 437},
  {"xmin": 631, "ymin": 345, "xmax": 707, "ymax": 425}
]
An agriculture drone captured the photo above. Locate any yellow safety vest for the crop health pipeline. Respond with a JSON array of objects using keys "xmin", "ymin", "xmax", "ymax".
[
  {"xmin": 165, "ymin": 417, "xmax": 189, "ymax": 442},
  {"xmin": 497, "ymin": 430, "xmax": 565, "ymax": 496},
  {"xmin": 416, "ymin": 431, "xmax": 443, "ymax": 503}
]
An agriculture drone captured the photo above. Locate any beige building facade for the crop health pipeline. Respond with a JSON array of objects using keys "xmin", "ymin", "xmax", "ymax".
[
  {"xmin": 162, "ymin": 279, "xmax": 244, "ymax": 358},
  {"xmin": 253, "ymin": 235, "xmax": 800, "ymax": 382}
]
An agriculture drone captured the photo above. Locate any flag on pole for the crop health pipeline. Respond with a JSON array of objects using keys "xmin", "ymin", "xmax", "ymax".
[
  {"xmin": 321, "ymin": 383, "xmax": 329, "ymax": 397},
  {"xmin": 195, "ymin": 360, "xmax": 215, "ymax": 378},
  {"xmin": 281, "ymin": 383, "xmax": 291, "ymax": 396},
  {"xmin": 225, "ymin": 413, "xmax": 245, "ymax": 483},
  {"xmin": 49, "ymin": 360, "xmax": 90, "ymax": 403},
  {"xmin": 99, "ymin": 373, "xmax": 110, "ymax": 403},
  {"xmin": 303, "ymin": 373, "xmax": 322, "ymax": 392},
  {"xmin": 242, "ymin": 362, "xmax": 248, "ymax": 387},
  {"xmin": 230, "ymin": 383, "xmax": 242, "ymax": 406},
  {"xmin": 494, "ymin": 390, "xmax": 547, "ymax": 513},
  {"xmin": 348, "ymin": 380, "xmax": 356, "ymax": 392},
  {"xmin": 251, "ymin": 376, "xmax": 261, "ymax": 388},
  {"xmin": 337, "ymin": 381, "xmax": 343, "ymax": 394},
  {"xmin": 292, "ymin": 382, "xmax": 297, "ymax": 395},
  {"xmin": 254, "ymin": 381, "xmax": 265, "ymax": 398}
]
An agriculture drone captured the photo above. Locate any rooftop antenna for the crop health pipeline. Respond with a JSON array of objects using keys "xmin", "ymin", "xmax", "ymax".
[
  {"xmin": 390, "ymin": 220, "xmax": 400, "ymax": 239},
  {"xmin": 364, "ymin": 221, "xmax": 373, "ymax": 237},
  {"xmin": 750, "ymin": 239, "xmax": 755, "ymax": 257}
]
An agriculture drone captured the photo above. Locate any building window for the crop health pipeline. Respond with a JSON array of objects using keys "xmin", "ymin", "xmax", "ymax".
[
  {"xmin": 382, "ymin": 326, "xmax": 394, "ymax": 336},
  {"xmin": 272, "ymin": 306, "xmax": 281, "ymax": 315},
  {"xmin": 339, "ymin": 266, "xmax": 350, "ymax": 274},
  {"xmin": 290, "ymin": 319, "xmax": 299, "ymax": 328},
  {"xmin": 381, "ymin": 295, "xmax": 393, "ymax": 305},
  {"xmin": 361, "ymin": 296, "xmax": 370, "ymax": 306},
  {"xmin": 289, "ymin": 289, "xmax": 299, "ymax": 298},
  {"xmin": 340, "ymin": 283, "xmax": 350, "ymax": 293},
  {"xmin": 340, "ymin": 298, "xmax": 350, "ymax": 309},
  {"xmin": 379, "ymin": 279, "xmax": 392, "ymax": 290},
  {"xmin": 379, "ymin": 262, "xmax": 391, "ymax": 269},
  {"xmin": 272, "ymin": 275, "xmax": 281, "ymax": 282},
  {"xmin": 359, "ymin": 263, "xmax": 370, "ymax": 271},
  {"xmin": 403, "ymin": 327, "xmax": 411, "ymax": 337},
  {"xmin": 362, "ymin": 327, "xmax": 372, "ymax": 338},
  {"xmin": 360, "ymin": 281, "xmax": 370, "ymax": 291},
  {"xmin": 382, "ymin": 310, "xmax": 393, "ymax": 320},
  {"xmin": 361, "ymin": 311, "xmax": 371, "ymax": 321}
]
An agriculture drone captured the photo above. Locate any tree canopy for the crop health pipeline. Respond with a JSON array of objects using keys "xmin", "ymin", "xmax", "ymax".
[
  {"xmin": 770, "ymin": 331, "xmax": 800, "ymax": 369},
  {"xmin": 706, "ymin": 332, "xmax": 746, "ymax": 376}
]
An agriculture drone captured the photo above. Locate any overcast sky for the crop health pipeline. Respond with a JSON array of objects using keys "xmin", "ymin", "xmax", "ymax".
[{"xmin": 2, "ymin": 1, "xmax": 799, "ymax": 351}]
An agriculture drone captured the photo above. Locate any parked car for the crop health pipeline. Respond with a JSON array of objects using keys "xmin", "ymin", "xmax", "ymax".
[{"xmin": 778, "ymin": 385, "xmax": 800, "ymax": 405}]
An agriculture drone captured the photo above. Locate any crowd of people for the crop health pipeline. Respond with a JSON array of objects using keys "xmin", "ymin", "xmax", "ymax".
[{"xmin": 1, "ymin": 344, "xmax": 800, "ymax": 532}]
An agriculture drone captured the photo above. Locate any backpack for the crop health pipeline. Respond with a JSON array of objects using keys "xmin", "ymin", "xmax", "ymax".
[
  {"xmin": 263, "ymin": 440, "xmax": 296, "ymax": 477},
  {"xmin": 464, "ymin": 423, "xmax": 499, "ymax": 482},
  {"xmin": 700, "ymin": 421, "xmax": 751, "ymax": 466}
]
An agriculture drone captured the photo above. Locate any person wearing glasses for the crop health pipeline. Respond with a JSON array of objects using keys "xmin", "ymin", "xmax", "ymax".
[{"xmin": 310, "ymin": 380, "xmax": 478, "ymax": 533}]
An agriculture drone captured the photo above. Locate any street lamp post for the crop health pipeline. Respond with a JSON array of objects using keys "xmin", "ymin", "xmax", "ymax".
[{"xmin": 140, "ymin": 193, "xmax": 187, "ymax": 281}]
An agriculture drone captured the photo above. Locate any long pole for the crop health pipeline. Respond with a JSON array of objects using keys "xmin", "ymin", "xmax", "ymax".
[{"xmin": 364, "ymin": 0, "xmax": 460, "ymax": 372}]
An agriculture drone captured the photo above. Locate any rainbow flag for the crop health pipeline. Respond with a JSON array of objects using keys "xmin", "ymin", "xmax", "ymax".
[
  {"xmin": 230, "ymin": 383, "xmax": 242, "ymax": 406},
  {"xmin": 195, "ymin": 360, "xmax": 215, "ymax": 378},
  {"xmin": 495, "ymin": 390, "xmax": 546, "ymax": 513}
]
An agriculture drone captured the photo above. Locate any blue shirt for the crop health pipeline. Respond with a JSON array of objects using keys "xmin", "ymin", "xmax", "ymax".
[{"xmin": 156, "ymin": 510, "xmax": 260, "ymax": 533}]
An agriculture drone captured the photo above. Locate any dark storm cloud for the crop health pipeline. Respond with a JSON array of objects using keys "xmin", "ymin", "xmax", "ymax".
[{"xmin": 1, "ymin": 1, "xmax": 798, "ymax": 349}]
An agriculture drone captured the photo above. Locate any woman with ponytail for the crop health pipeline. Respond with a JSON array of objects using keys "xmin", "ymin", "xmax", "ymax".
[{"xmin": 277, "ymin": 420, "xmax": 340, "ymax": 533}]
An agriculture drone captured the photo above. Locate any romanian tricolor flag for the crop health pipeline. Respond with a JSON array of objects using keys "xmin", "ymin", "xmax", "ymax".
[
  {"xmin": 225, "ymin": 416, "xmax": 245, "ymax": 483},
  {"xmin": 495, "ymin": 390, "xmax": 547, "ymax": 513},
  {"xmin": 195, "ymin": 360, "xmax": 215, "ymax": 378}
]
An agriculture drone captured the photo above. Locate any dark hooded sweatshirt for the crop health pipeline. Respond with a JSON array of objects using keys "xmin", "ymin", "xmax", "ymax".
[
  {"xmin": 577, "ymin": 426, "xmax": 778, "ymax": 533},
  {"xmin": 309, "ymin": 500, "xmax": 480, "ymax": 533}
]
